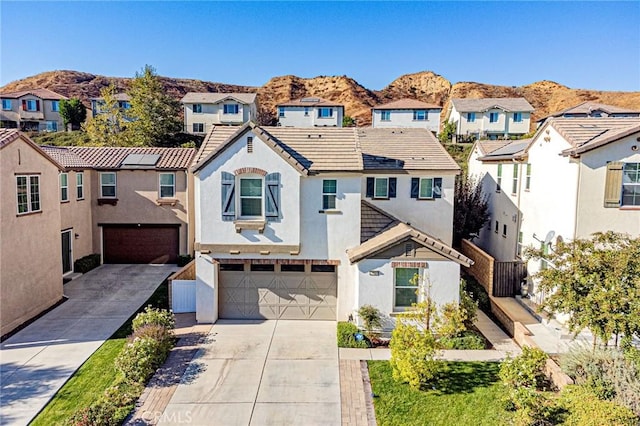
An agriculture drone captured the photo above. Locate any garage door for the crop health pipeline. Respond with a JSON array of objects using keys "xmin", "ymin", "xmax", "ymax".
[
  {"xmin": 219, "ymin": 263, "xmax": 337, "ymax": 320},
  {"xmin": 103, "ymin": 225, "xmax": 179, "ymax": 264}
]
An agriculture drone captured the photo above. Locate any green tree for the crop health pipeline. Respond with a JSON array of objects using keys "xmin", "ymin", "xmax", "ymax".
[
  {"xmin": 526, "ymin": 232, "xmax": 640, "ymax": 347},
  {"xmin": 453, "ymin": 175, "xmax": 490, "ymax": 246},
  {"xmin": 59, "ymin": 98, "xmax": 87, "ymax": 131},
  {"xmin": 438, "ymin": 120, "xmax": 456, "ymax": 144},
  {"xmin": 83, "ymin": 84, "xmax": 127, "ymax": 146},
  {"xmin": 342, "ymin": 115, "xmax": 356, "ymax": 127},
  {"xmin": 126, "ymin": 65, "xmax": 182, "ymax": 146}
]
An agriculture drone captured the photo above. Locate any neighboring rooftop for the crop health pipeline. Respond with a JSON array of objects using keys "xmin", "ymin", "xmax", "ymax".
[
  {"xmin": 360, "ymin": 200, "xmax": 399, "ymax": 243},
  {"xmin": 90, "ymin": 93, "xmax": 130, "ymax": 101},
  {"xmin": 538, "ymin": 101, "xmax": 640, "ymax": 122},
  {"xmin": 180, "ymin": 92, "xmax": 257, "ymax": 104},
  {"xmin": 0, "ymin": 128, "xmax": 21, "ymax": 148},
  {"xmin": 40, "ymin": 146, "xmax": 94, "ymax": 169},
  {"xmin": 478, "ymin": 139, "xmax": 531, "ymax": 161},
  {"xmin": 548, "ymin": 117, "xmax": 640, "ymax": 156},
  {"xmin": 64, "ymin": 146, "xmax": 196, "ymax": 169},
  {"xmin": 277, "ymin": 97, "xmax": 343, "ymax": 107},
  {"xmin": 450, "ymin": 97, "xmax": 534, "ymax": 113},
  {"xmin": 476, "ymin": 139, "xmax": 513, "ymax": 156},
  {"xmin": 373, "ymin": 98, "xmax": 441, "ymax": 110},
  {"xmin": 0, "ymin": 88, "xmax": 68, "ymax": 100}
]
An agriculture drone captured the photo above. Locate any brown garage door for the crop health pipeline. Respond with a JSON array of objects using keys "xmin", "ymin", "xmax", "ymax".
[
  {"xmin": 219, "ymin": 263, "xmax": 337, "ymax": 320},
  {"xmin": 103, "ymin": 225, "xmax": 179, "ymax": 264}
]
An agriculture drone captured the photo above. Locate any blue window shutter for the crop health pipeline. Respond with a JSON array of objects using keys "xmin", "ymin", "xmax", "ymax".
[
  {"xmin": 433, "ymin": 178, "xmax": 443, "ymax": 198},
  {"xmin": 221, "ymin": 172, "xmax": 235, "ymax": 221},
  {"xmin": 388, "ymin": 177, "xmax": 397, "ymax": 198},
  {"xmin": 265, "ymin": 172, "xmax": 280, "ymax": 219},
  {"xmin": 366, "ymin": 178, "xmax": 374, "ymax": 198},
  {"xmin": 410, "ymin": 178, "xmax": 419, "ymax": 199}
]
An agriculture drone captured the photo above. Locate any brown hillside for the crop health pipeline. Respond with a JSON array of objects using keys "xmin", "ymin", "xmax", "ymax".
[{"xmin": 2, "ymin": 70, "xmax": 640, "ymax": 131}]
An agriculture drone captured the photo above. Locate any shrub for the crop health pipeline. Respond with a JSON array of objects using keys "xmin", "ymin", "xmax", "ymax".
[
  {"xmin": 66, "ymin": 399, "xmax": 117, "ymax": 426},
  {"xmin": 130, "ymin": 323, "xmax": 174, "ymax": 354},
  {"xmin": 435, "ymin": 302, "xmax": 467, "ymax": 339},
  {"xmin": 390, "ymin": 321, "xmax": 440, "ymax": 388},
  {"xmin": 132, "ymin": 306, "xmax": 174, "ymax": 332},
  {"xmin": 357, "ymin": 305, "xmax": 382, "ymax": 336},
  {"xmin": 176, "ymin": 254, "xmax": 193, "ymax": 267},
  {"xmin": 439, "ymin": 330, "xmax": 486, "ymax": 350},
  {"xmin": 558, "ymin": 385, "xmax": 638, "ymax": 426},
  {"xmin": 73, "ymin": 254, "xmax": 101, "ymax": 274},
  {"xmin": 500, "ymin": 346, "xmax": 548, "ymax": 390},
  {"xmin": 115, "ymin": 335, "xmax": 168, "ymax": 384},
  {"xmin": 461, "ymin": 276, "xmax": 490, "ymax": 312},
  {"xmin": 337, "ymin": 321, "xmax": 368, "ymax": 348}
]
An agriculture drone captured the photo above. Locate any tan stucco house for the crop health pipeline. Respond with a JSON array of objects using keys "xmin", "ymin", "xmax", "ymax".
[{"xmin": 0, "ymin": 88, "xmax": 68, "ymax": 132}]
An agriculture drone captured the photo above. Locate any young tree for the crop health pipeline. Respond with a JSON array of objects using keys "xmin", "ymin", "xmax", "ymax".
[
  {"xmin": 83, "ymin": 84, "xmax": 127, "ymax": 146},
  {"xmin": 126, "ymin": 65, "xmax": 182, "ymax": 146},
  {"xmin": 59, "ymin": 98, "xmax": 87, "ymax": 131},
  {"xmin": 527, "ymin": 232, "xmax": 640, "ymax": 347},
  {"xmin": 438, "ymin": 120, "xmax": 456, "ymax": 144},
  {"xmin": 342, "ymin": 115, "xmax": 356, "ymax": 127},
  {"xmin": 453, "ymin": 175, "xmax": 490, "ymax": 246}
]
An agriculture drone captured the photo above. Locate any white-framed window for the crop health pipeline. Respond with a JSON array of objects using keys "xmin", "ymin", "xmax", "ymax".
[
  {"xmin": 2, "ymin": 99, "xmax": 12, "ymax": 110},
  {"xmin": 502, "ymin": 224, "xmax": 507, "ymax": 238},
  {"xmin": 322, "ymin": 179, "xmax": 337, "ymax": 210},
  {"xmin": 223, "ymin": 104, "xmax": 239, "ymax": 114},
  {"xmin": 16, "ymin": 175, "xmax": 41, "ymax": 214},
  {"xmin": 622, "ymin": 163, "xmax": 640, "ymax": 206},
  {"xmin": 304, "ymin": 107, "xmax": 309, "ymax": 117},
  {"xmin": 489, "ymin": 112, "xmax": 499, "ymax": 123},
  {"xmin": 159, "ymin": 173, "xmax": 176, "ymax": 198},
  {"xmin": 467, "ymin": 112, "xmax": 475, "ymax": 122},
  {"xmin": 517, "ymin": 231, "xmax": 523, "ymax": 257},
  {"xmin": 46, "ymin": 121, "xmax": 58, "ymax": 132},
  {"xmin": 100, "ymin": 172, "xmax": 116, "ymax": 198},
  {"xmin": 192, "ymin": 104, "xmax": 202, "ymax": 113},
  {"xmin": 192, "ymin": 123, "xmax": 204, "ymax": 133},
  {"xmin": 418, "ymin": 178, "xmax": 434, "ymax": 199},
  {"xmin": 25, "ymin": 99, "xmax": 38, "ymax": 111},
  {"xmin": 413, "ymin": 110, "xmax": 427, "ymax": 121},
  {"xmin": 496, "ymin": 164, "xmax": 502, "ymax": 192},
  {"xmin": 318, "ymin": 108, "xmax": 333, "ymax": 118},
  {"xmin": 60, "ymin": 173, "xmax": 69, "ymax": 202},
  {"xmin": 525, "ymin": 164, "xmax": 531, "ymax": 190},
  {"xmin": 76, "ymin": 172, "xmax": 84, "ymax": 200},
  {"xmin": 394, "ymin": 267, "xmax": 419, "ymax": 309},
  {"xmin": 512, "ymin": 164, "xmax": 518, "ymax": 195},
  {"xmin": 374, "ymin": 177, "xmax": 389, "ymax": 199},
  {"xmin": 278, "ymin": 107, "xmax": 285, "ymax": 117},
  {"xmin": 381, "ymin": 110, "xmax": 391, "ymax": 121},
  {"xmin": 513, "ymin": 112, "xmax": 522, "ymax": 122},
  {"xmin": 51, "ymin": 101, "xmax": 59, "ymax": 112},
  {"xmin": 239, "ymin": 177, "xmax": 263, "ymax": 217}
]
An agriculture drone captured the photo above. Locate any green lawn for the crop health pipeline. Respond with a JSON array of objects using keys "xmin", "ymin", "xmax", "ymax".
[
  {"xmin": 368, "ymin": 361, "xmax": 514, "ymax": 426},
  {"xmin": 31, "ymin": 278, "xmax": 172, "ymax": 425}
]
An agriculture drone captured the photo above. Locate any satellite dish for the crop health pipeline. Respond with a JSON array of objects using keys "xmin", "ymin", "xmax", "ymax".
[{"xmin": 544, "ymin": 231, "xmax": 555, "ymax": 245}]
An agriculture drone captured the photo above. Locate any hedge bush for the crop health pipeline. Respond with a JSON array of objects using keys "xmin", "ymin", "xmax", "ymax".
[
  {"xmin": 390, "ymin": 321, "xmax": 440, "ymax": 389},
  {"xmin": 558, "ymin": 385, "xmax": 638, "ymax": 426},
  {"xmin": 73, "ymin": 254, "xmax": 101, "ymax": 274},
  {"xmin": 439, "ymin": 330, "xmax": 485, "ymax": 350},
  {"xmin": 132, "ymin": 306, "xmax": 175, "ymax": 332},
  {"xmin": 115, "ymin": 335, "xmax": 169, "ymax": 384},
  {"xmin": 337, "ymin": 321, "xmax": 368, "ymax": 348}
]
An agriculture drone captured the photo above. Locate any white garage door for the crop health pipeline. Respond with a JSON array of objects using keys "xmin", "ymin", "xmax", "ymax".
[{"xmin": 218, "ymin": 263, "xmax": 337, "ymax": 320}]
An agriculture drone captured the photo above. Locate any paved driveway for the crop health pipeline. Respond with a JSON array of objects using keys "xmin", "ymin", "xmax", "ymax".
[
  {"xmin": 0, "ymin": 264, "xmax": 176, "ymax": 425},
  {"xmin": 160, "ymin": 320, "xmax": 340, "ymax": 426}
]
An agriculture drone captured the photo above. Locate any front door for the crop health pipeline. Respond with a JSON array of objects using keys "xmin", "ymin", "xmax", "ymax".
[{"xmin": 61, "ymin": 230, "xmax": 73, "ymax": 274}]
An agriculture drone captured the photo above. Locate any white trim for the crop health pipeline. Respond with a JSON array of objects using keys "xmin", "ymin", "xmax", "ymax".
[
  {"xmin": 76, "ymin": 172, "xmax": 84, "ymax": 200},
  {"xmin": 100, "ymin": 172, "xmax": 117, "ymax": 198},
  {"xmin": 374, "ymin": 177, "xmax": 389, "ymax": 199},
  {"xmin": 16, "ymin": 174, "xmax": 41, "ymax": 214},
  {"xmin": 418, "ymin": 177, "xmax": 434, "ymax": 199},
  {"xmin": 158, "ymin": 172, "xmax": 176, "ymax": 199},
  {"xmin": 393, "ymin": 266, "xmax": 420, "ymax": 311},
  {"xmin": 237, "ymin": 175, "xmax": 264, "ymax": 219},
  {"xmin": 60, "ymin": 172, "xmax": 69, "ymax": 202}
]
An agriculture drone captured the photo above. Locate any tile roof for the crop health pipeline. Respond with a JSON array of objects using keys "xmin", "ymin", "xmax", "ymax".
[
  {"xmin": 373, "ymin": 98, "xmax": 441, "ymax": 110},
  {"xmin": 65, "ymin": 146, "xmax": 196, "ymax": 169},
  {"xmin": 180, "ymin": 92, "xmax": 257, "ymax": 104},
  {"xmin": 360, "ymin": 200, "xmax": 399, "ymax": 243},
  {"xmin": 0, "ymin": 88, "xmax": 68, "ymax": 100},
  {"xmin": 194, "ymin": 125, "xmax": 243, "ymax": 164},
  {"xmin": 40, "ymin": 146, "xmax": 93, "ymax": 169},
  {"xmin": 277, "ymin": 97, "xmax": 344, "ymax": 108},
  {"xmin": 478, "ymin": 139, "xmax": 531, "ymax": 161},
  {"xmin": 450, "ymin": 97, "xmax": 534, "ymax": 113},
  {"xmin": 0, "ymin": 128, "xmax": 21, "ymax": 148},
  {"xmin": 546, "ymin": 117, "xmax": 640, "ymax": 156},
  {"xmin": 476, "ymin": 140, "xmax": 513, "ymax": 155},
  {"xmin": 542, "ymin": 101, "xmax": 640, "ymax": 120}
]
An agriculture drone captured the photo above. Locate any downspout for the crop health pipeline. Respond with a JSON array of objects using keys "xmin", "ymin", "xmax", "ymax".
[{"xmin": 513, "ymin": 158, "xmax": 524, "ymax": 260}]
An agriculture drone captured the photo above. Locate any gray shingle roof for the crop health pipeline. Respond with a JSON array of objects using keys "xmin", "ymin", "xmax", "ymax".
[
  {"xmin": 373, "ymin": 98, "xmax": 441, "ymax": 110},
  {"xmin": 360, "ymin": 200, "xmax": 399, "ymax": 243},
  {"xmin": 277, "ymin": 97, "xmax": 344, "ymax": 108},
  {"xmin": 450, "ymin": 97, "xmax": 534, "ymax": 113},
  {"xmin": 180, "ymin": 92, "xmax": 256, "ymax": 104}
]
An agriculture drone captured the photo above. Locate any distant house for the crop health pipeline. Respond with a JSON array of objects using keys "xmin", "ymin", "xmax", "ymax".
[
  {"xmin": 537, "ymin": 101, "xmax": 640, "ymax": 125},
  {"xmin": 0, "ymin": 88, "xmax": 67, "ymax": 132},
  {"xmin": 276, "ymin": 97, "xmax": 344, "ymax": 127},
  {"xmin": 371, "ymin": 98, "xmax": 442, "ymax": 133},
  {"xmin": 181, "ymin": 93, "xmax": 258, "ymax": 134},
  {"xmin": 90, "ymin": 93, "xmax": 132, "ymax": 118},
  {"xmin": 447, "ymin": 97, "xmax": 534, "ymax": 140}
]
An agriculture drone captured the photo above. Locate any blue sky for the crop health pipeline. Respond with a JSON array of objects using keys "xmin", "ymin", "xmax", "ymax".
[{"xmin": 1, "ymin": 1, "xmax": 639, "ymax": 91}]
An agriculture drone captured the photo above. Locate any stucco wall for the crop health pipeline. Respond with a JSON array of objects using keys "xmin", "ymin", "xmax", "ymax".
[
  {"xmin": 184, "ymin": 101, "xmax": 254, "ymax": 133},
  {"xmin": 278, "ymin": 106, "xmax": 344, "ymax": 128},
  {"xmin": 455, "ymin": 108, "xmax": 530, "ymax": 136},
  {"xmin": 371, "ymin": 109, "xmax": 441, "ymax": 133},
  {"xmin": 0, "ymin": 95, "xmax": 63, "ymax": 131},
  {"xmin": 60, "ymin": 170, "xmax": 94, "ymax": 264},
  {"xmin": 0, "ymin": 138, "xmax": 63, "ymax": 336}
]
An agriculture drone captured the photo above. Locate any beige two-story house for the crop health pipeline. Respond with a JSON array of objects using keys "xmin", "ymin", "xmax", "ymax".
[
  {"xmin": 448, "ymin": 97, "xmax": 534, "ymax": 140},
  {"xmin": 1, "ymin": 88, "xmax": 67, "ymax": 132},
  {"xmin": 181, "ymin": 93, "xmax": 258, "ymax": 134}
]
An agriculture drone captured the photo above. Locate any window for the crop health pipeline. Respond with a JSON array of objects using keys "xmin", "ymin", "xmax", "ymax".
[
  {"xmin": 322, "ymin": 179, "xmax": 337, "ymax": 210},
  {"xmin": 395, "ymin": 268, "xmax": 419, "ymax": 309},
  {"xmin": 304, "ymin": 107, "xmax": 309, "ymax": 117},
  {"xmin": 220, "ymin": 263, "xmax": 244, "ymax": 271},
  {"xmin": 223, "ymin": 104, "xmax": 239, "ymax": 114},
  {"xmin": 467, "ymin": 112, "xmax": 475, "ymax": 123},
  {"xmin": 418, "ymin": 178, "xmax": 434, "ymax": 199},
  {"xmin": 2, "ymin": 99, "xmax": 11, "ymax": 110},
  {"xmin": 25, "ymin": 99, "xmax": 39, "ymax": 111},
  {"xmin": 495, "ymin": 220, "xmax": 499, "ymax": 233},
  {"xmin": 16, "ymin": 175, "xmax": 40, "ymax": 214},
  {"xmin": 525, "ymin": 164, "xmax": 531, "ymax": 190},
  {"xmin": 240, "ymin": 177, "xmax": 263, "ymax": 217},
  {"xmin": 251, "ymin": 264, "xmax": 275, "ymax": 272},
  {"xmin": 100, "ymin": 172, "xmax": 116, "ymax": 198},
  {"xmin": 496, "ymin": 164, "xmax": 502, "ymax": 192},
  {"xmin": 513, "ymin": 112, "xmax": 522, "ymax": 122},
  {"xmin": 622, "ymin": 163, "xmax": 640, "ymax": 206},
  {"xmin": 76, "ymin": 172, "xmax": 84, "ymax": 200},
  {"xmin": 281, "ymin": 264, "xmax": 305, "ymax": 272},
  {"xmin": 502, "ymin": 224, "xmax": 507, "ymax": 238},
  {"xmin": 489, "ymin": 112, "xmax": 499, "ymax": 123},
  {"xmin": 60, "ymin": 173, "xmax": 69, "ymax": 202},
  {"xmin": 512, "ymin": 164, "xmax": 519, "ymax": 194},
  {"xmin": 278, "ymin": 107, "xmax": 285, "ymax": 117},
  {"xmin": 159, "ymin": 173, "xmax": 175, "ymax": 198},
  {"xmin": 413, "ymin": 110, "xmax": 427, "ymax": 121},
  {"xmin": 119, "ymin": 101, "xmax": 131, "ymax": 110},
  {"xmin": 517, "ymin": 232, "xmax": 523, "ymax": 257},
  {"xmin": 192, "ymin": 104, "xmax": 202, "ymax": 113},
  {"xmin": 46, "ymin": 121, "xmax": 58, "ymax": 132},
  {"xmin": 51, "ymin": 101, "xmax": 59, "ymax": 112},
  {"xmin": 381, "ymin": 110, "xmax": 391, "ymax": 121},
  {"xmin": 192, "ymin": 123, "xmax": 204, "ymax": 133},
  {"xmin": 311, "ymin": 264, "xmax": 335, "ymax": 273},
  {"xmin": 318, "ymin": 108, "xmax": 333, "ymax": 118},
  {"xmin": 374, "ymin": 177, "xmax": 389, "ymax": 199}
]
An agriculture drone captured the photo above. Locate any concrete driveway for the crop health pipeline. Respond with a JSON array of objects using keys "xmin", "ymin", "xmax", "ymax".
[
  {"xmin": 160, "ymin": 320, "xmax": 340, "ymax": 426},
  {"xmin": 0, "ymin": 264, "xmax": 176, "ymax": 425}
]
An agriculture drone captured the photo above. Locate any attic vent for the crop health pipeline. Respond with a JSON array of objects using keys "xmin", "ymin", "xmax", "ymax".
[
  {"xmin": 247, "ymin": 137, "xmax": 253, "ymax": 153},
  {"xmin": 302, "ymin": 97, "xmax": 320, "ymax": 103},
  {"xmin": 120, "ymin": 153, "xmax": 161, "ymax": 168},
  {"xmin": 405, "ymin": 242, "xmax": 414, "ymax": 257}
]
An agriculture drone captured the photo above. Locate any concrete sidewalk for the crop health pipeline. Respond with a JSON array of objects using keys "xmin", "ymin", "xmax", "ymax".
[{"xmin": 0, "ymin": 264, "xmax": 176, "ymax": 425}]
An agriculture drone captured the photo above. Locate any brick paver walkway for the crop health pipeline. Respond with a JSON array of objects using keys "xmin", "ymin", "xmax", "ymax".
[{"xmin": 340, "ymin": 359, "xmax": 371, "ymax": 426}]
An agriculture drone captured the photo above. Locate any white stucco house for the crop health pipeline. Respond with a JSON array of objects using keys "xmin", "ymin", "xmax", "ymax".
[
  {"xmin": 371, "ymin": 98, "xmax": 442, "ymax": 133},
  {"xmin": 536, "ymin": 101, "xmax": 640, "ymax": 126},
  {"xmin": 191, "ymin": 123, "xmax": 472, "ymax": 328},
  {"xmin": 448, "ymin": 97, "xmax": 534, "ymax": 140},
  {"xmin": 276, "ymin": 97, "xmax": 344, "ymax": 127},
  {"xmin": 468, "ymin": 115, "xmax": 640, "ymax": 304},
  {"xmin": 181, "ymin": 92, "xmax": 258, "ymax": 134}
]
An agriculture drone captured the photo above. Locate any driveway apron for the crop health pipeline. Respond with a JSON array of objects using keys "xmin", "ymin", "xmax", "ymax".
[
  {"xmin": 159, "ymin": 320, "xmax": 340, "ymax": 426},
  {"xmin": 0, "ymin": 264, "xmax": 176, "ymax": 426}
]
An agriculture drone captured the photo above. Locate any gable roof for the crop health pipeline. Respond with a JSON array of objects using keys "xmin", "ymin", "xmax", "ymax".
[
  {"xmin": 544, "ymin": 117, "xmax": 640, "ymax": 156},
  {"xmin": 40, "ymin": 146, "xmax": 93, "ymax": 169},
  {"xmin": 478, "ymin": 139, "xmax": 531, "ymax": 162},
  {"xmin": 475, "ymin": 139, "xmax": 513, "ymax": 156},
  {"xmin": 540, "ymin": 101, "xmax": 640, "ymax": 121},
  {"xmin": 0, "ymin": 88, "xmax": 68, "ymax": 100},
  {"xmin": 180, "ymin": 92, "xmax": 257, "ymax": 105},
  {"xmin": 360, "ymin": 200, "xmax": 399, "ymax": 243},
  {"xmin": 450, "ymin": 97, "xmax": 534, "ymax": 113},
  {"xmin": 373, "ymin": 98, "xmax": 441, "ymax": 110},
  {"xmin": 277, "ymin": 97, "xmax": 343, "ymax": 108},
  {"xmin": 63, "ymin": 146, "xmax": 196, "ymax": 170},
  {"xmin": 0, "ymin": 129, "xmax": 63, "ymax": 170}
]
